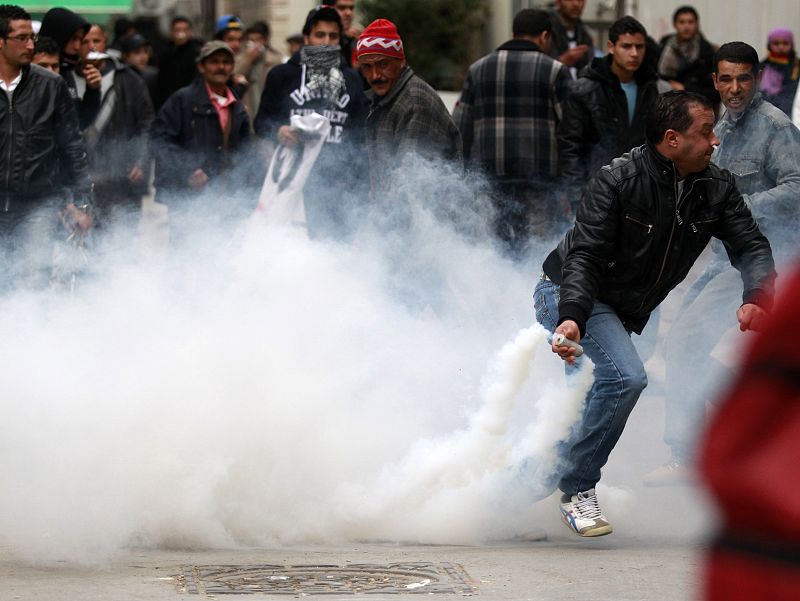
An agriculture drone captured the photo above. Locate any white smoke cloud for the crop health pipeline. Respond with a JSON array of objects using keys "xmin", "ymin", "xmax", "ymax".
[
  {"xmin": 0, "ymin": 158, "xmax": 596, "ymax": 563},
  {"xmin": 1, "ymin": 137, "xmax": 749, "ymax": 562}
]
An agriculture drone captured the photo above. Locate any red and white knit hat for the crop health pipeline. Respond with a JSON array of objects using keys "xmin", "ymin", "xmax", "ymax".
[{"xmin": 356, "ymin": 19, "xmax": 405, "ymax": 60}]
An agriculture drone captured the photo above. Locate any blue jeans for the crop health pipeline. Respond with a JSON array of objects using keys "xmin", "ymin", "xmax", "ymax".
[
  {"xmin": 534, "ymin": 277, "xmax": 648, "ymax": 496},
  {"xmin": 663, "ymin": 266, "xmax": 740, "ymax": 462}
]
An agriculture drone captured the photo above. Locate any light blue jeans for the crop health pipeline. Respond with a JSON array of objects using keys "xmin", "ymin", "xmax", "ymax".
[{"xmin": 534, "ymin": 276, "xmax": 648, "ymax": 496}]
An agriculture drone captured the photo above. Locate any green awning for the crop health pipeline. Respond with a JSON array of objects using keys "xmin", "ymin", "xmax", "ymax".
[{"xmin": 19, "ymin": 0, "xmax": 132, "ymax": 14}]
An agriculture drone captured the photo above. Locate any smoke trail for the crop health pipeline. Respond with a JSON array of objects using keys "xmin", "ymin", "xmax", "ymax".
[
  {"xmin": 336, "ymin": 324, "xmax": 592, "ymax": 543},
  {"xmin": 0, "ymin": 153, "xmax": 593, "ymax": 561}
]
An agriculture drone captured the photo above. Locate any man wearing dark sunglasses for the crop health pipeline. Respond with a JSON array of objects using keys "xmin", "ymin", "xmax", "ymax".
[{"xmin": 0, "ymin": 4, "xmax": 92, "ymax": 290}]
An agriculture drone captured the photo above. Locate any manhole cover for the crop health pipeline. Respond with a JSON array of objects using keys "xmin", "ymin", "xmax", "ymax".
[{"xmin": 174, "ymin": 562, "xmax": 476, "ymax": 595}]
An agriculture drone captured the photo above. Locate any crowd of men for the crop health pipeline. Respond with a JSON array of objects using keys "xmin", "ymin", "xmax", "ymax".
[{"xmin": 1, "ymin": 0, "xmax": 798, "ymax": 543}]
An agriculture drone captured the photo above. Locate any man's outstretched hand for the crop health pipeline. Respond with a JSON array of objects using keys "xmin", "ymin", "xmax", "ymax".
[{"xmin": 737, "ymin": 303, "xmax": 768, "ymax": 332}]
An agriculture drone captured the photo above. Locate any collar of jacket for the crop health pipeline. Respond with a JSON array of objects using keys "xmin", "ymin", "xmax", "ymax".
[
  {"xmin": 644, "ymin": 141, "xmax": 710, "ymax": 183},
  {"xmin": 581, "ymin": 54, "xmax": 658, "ymax": 85},
  {"xmin": 369, "ymin": 66, "xmax": 414, "ymax": 108},
  {"xmin": 496, "ymin": 39, "xmax": 541, "ymax": 52},
  {"xmin": 719, "ymin": 92, "xmax": 764, "ymax": 127},
  {"xmin": 189, "ymin": 78, "xmax": 236, "ymax": 109}
]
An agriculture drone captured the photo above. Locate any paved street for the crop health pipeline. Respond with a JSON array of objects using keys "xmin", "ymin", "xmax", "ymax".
[
  {"xmin": 0, "ymin": 384, "xmax": 713, "ymax": 600},
  {"xmin": 1, "ymin": 535, "xmax": 702, "ymax": 600}
]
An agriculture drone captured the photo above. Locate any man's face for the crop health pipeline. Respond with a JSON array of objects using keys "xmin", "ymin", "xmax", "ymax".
[
  {"xmin": 305, "ymin": 21, "xmax": 340, "ymax": 47},
  {"xmin": 246, "ymin": 32, "xmax": 266, "ymax": 48},
  {"xmin": 674, "ymin": 12, "xmax": 698, "ymax": 41},
  {"xmin": 674, "ymin": 104, "xmax": 719, "ymax": 174},
  {"xmin": 713, "ymin": 60, "xmax": 757, "ymax": 113},
  {"xmin": 555, "ymin": 0, "xmax": 585, "ymax": 20},
  {"xmin": 171, "ymin": 21, "xmax": 191, "ymax": 45},
  {"xmin": 335, "ymin": 0, "xmax": 356, "ymax": 30},
  {"xmin": 63, "ymin": 28, "xmax": 84, "ymax": 57},
  {"xmin": 359, "ymin": 54, "xmax": 405, "ymax": 97},
  {"xmin": 80, "ymin": 25, "xmax": 107, "ymax": 61},
  {"xmin": 123, "ymin": 46, "xmax": 150, "ymax": 71},
  {"xmin": 33, "ymin": 51, "xmax": 59, "ymax": 73},
  {"xmin": 221, "ymin": 29, "xmax": 243, "ymax": 54},
  {"xmin": 198, "ymin": 51, "xmax": 234, "ymax": 87},
  {"xmin": 608, "ymin": 33, "xmax": 645, "ymax": 76},
  {"xmin": 0, "ymin": 19, "xmax": 34, "ymax": 68}
]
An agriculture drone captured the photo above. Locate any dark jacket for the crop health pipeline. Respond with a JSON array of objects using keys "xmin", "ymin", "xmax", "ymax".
[
  {"xmin": 543, "ymin": 144, "xmax": 775, "ymax": 335},
  {"xmin": 253, "ymin": 51, "xmax": 367, "ymax": 141},
  {"xmin": 658, "ymin": 33, "xmax": 718, "ymax": 105},
  {"xmin": 558, "ymin": 55, "xmax": 660, "ymax": 196},
  {"xmin": 454, "ymin": 39, "xmax": 571, "ymax": 183},
  {"xmin": 151, "ymin": 78, "xmax": 250, "ymax": 201},
  {"xmin": 156, "ymin": 38, "xmax": 203, "ymax": 109},
  {"xmin": 546, "ymin": 9, "xmax": 595, "ymax": 74},
  {"xmin": 39, "ymin": 7, "xmax": 89, "ymax": 72},
  {"xmin": 758, "ymin": 55, "xmax": 800, "ymax": 116},
  {"xmin": 131, "ymin": 64, "xmax": 160, "ymax": 110},
  {"xmin": 253, "ymin": 51, "xmax": 368, "ymax": 236},
  {"xmin": 39, "ymin": 8, "xmax": 100, "ymax": 129},
  {"xmin": 366, "ymin": 67, "xmax": 462, "ymax": 195},
  {"xmin": 0, "ymin": 64, "xmax": 91, "ymax": 211},
  {"xmin": 85, "ymin": 58, "xmax": 155, "ymax": 195}
]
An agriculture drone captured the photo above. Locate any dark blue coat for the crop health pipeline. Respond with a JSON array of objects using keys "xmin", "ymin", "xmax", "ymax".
[{"xmin": 151, "ymin": 79, "xmax": 251, "ymax": 202}]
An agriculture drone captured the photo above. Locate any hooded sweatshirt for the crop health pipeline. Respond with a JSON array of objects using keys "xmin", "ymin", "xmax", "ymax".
[
  {"xmin": 39, "ymin": 7, "xmax": 99, "ymax": 128},
  {"xmin": 39, "ymin": 7, "xmax": 90, "ymax": 71}
]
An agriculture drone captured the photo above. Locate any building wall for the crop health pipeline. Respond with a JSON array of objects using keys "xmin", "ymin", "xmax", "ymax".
[
  {"xmin": 220, "ymin": 0, "xmax": 316, "ymax": 54},
  {"xmin": 636, "ymin": 0, "xmax": 800, "ymax": 57},
  {"xmin": 488, "ymin": 1, "xmax": 800, "ymax": 59}
]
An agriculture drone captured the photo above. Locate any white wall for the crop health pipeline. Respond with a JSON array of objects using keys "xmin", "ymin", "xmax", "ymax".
[
  {"xmin": 486, "ymin": 1, "xmax": 800, "ymax": 58},
  {"xmin": 637, "ymin": 0, "xmax": 800, "ymax": 55}
]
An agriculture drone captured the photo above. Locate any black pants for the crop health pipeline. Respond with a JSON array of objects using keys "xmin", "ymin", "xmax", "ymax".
[{"xmin": 490, "ymin": 182, "xmax": 570, "ymax": 257}]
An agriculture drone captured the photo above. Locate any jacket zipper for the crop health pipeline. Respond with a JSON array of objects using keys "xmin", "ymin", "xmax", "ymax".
[
  {"xmin": 635, "ymin": 173, "xmax": 712, "ymax": 314},
  {"xmin": 4, "ymin": 91, "xmax": 12, "ymax": 211},
  {"xmin": 624, "ymin": 214, "xmax": 653, "ymax": 233}
]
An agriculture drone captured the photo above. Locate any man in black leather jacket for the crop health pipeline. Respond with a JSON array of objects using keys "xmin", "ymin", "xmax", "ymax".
[
  {"xmin": 533, "ymin": 90, "xmax": 774, "ymax": 538},
  {"xmin": 0, "ymin": 5, "xmax": 92, "ymax": 290}
]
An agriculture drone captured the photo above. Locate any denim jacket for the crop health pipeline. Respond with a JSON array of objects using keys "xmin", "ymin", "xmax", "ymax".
[{"xmin": 713, "ymin": 93, "xmax": 800, "ymax": 259}]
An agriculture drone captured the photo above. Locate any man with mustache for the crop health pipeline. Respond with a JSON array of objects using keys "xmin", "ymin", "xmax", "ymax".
[
  {"xmin": 646, "ymin": 41, "xmax": 800, "ymax": 487},
  {"xmin": 150, "ymin": 41, "xmax": 252, "ymax": 246},
  {"xmin": 0, "ymin": 4, "xmax": 92, "ymax": 290},
  {"xmin": 535, "ymin": 91, "xmax": 774, "ymax": 537},
  {"xmin": 357, "ymin": 19, "xmax": 462, "ymax": 198}
]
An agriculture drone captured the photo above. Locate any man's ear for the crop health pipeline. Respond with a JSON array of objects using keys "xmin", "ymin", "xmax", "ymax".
[
  {"xmin": 712, "ymin": 72, "xmax": 719, "ymax": 91},
  {"xmin": 537, "ymin": 30, "xmax": 551, "ymax": 52},
  {"xmin": 664, "ymin": 128, "xmax": 680, "ymax": 148}
]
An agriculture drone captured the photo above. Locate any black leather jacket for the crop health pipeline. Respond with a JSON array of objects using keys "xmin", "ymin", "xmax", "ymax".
[
  {"xmin": 0, "ymin": 64, "xmax": 91, "ymax": 211},
  {"xmin": 543, "ymin": 144, "xmax": 775, "ymax": 335}
]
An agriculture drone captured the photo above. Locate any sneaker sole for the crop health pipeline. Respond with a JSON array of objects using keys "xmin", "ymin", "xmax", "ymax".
[
  {"xmin": 576, "ymin": 523, "xmax": 613, "ymax": 537},
  {"xmin": 560, "ymin": 510, "xmax": 613, "ymax": 537}
]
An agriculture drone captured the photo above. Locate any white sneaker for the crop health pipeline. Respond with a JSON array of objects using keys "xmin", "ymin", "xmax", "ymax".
[{"xmin": 559, "ymin": 488, "xmax": 613, "ymax": 537}]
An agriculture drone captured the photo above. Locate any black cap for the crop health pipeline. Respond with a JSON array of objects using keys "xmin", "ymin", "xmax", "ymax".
[{"xmin": 120, "ymin": 33, "xmax": 150, "ymax": 54}]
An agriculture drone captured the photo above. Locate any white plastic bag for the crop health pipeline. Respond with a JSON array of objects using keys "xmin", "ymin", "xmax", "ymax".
[{"xmin": 255, "ymin": 113, "xmax": 331, "ymax": 229}]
